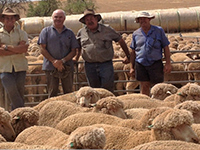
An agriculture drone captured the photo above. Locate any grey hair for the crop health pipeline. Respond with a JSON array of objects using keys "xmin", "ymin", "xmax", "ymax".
[{"xmin": 52, "ymin": 9, "xmax": 66, "ymax": 18}]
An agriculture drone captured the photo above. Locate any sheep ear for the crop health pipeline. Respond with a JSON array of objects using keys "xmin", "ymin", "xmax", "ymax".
[{"xmin": 13, "ymin": 116, "xmax": 20, "ymax": 120}]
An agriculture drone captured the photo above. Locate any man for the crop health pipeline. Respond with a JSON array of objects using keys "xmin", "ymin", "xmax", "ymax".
[
  {"xmin": 77, "ymin": 9, "xmax": 130, "ymax": 93},
  {"xmin": 0, "ymin": 7, "xmax": 29, "ymax": 110},
  {"xmin": 130, "ymin": 11, "xmax": 171, "ymax": 96},
  {"xmin": 38, "ymin": 9, "xmax": 79, "ymax": 98}
]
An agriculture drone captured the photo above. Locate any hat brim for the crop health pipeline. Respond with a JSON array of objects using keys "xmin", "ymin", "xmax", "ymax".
[
  {"xmin": 135, "ymin": 16, "xmax": 155, "ymax": 23},
  {"xmin": 0, "ymin": 14, "xmax": 20, "ymax": 22},
  {"xmin": 79, "ymin": 14, "xmax": 102, "ymax": 24}
]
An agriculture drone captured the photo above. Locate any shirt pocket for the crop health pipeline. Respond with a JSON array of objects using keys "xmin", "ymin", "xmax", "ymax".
[{"xmin": 98, "ymin": 37, "xmax": 112, "ymax": 49}]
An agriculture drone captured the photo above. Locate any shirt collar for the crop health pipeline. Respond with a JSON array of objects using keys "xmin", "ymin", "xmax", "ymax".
[
  {"xmin": 52, "ymin": 25, "xmax": 68, "ymax": 32},
  {"xmin": 0, "ymin": 24, "xmax": 19, "ymax": 33}
]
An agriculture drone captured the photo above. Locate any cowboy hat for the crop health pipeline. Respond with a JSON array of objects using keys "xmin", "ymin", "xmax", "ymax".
[
  {"xmin": 0, "ymin": 7, "xmax": 20, "ymax": 22},
  {"xmin": 135, "ymin": 11, "xmax": 155, "ymax": 23},
  {"xmin": 79, "ymin": 9, "xmax": 102, "ymax": 24}
]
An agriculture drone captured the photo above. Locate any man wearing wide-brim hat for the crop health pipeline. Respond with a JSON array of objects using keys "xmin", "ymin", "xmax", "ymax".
[
  {"xmin": 76, "ymin": 9, "xmax": 131, "ymax": 93},
  {"xmin": 0, "ymin": 7, "xmax": 29, "ymax": 111},
  {"xmin": 129, "ymin": 11, "xmax": 171, "ymax": 96}
]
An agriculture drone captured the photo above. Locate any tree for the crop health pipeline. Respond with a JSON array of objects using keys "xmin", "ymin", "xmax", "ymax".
[
  {"xmin": 27, "ymin": 0, "xmax": 60, "ymax": 17},
  {"xmin": 0, "ymin": 0, "xmax": 31, "ymax": 14},
  {"xmin": 64, "ymin": 0, "xmax": 97, "ymax": 15}
]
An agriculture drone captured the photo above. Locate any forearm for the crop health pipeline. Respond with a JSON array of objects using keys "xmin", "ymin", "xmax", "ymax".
[
  {"xmin": 118, "ymin": 38, "xmax": 130, "ymax": 58},
  {"xmin": 73, "ymin": 48, "xmax": 81, "ymax": 62},
  {"xmin": 62, "ymin": 49, "xmax": 76, "ymax": 63},
  {"xmin": 130, "ymin": 50, "xmax": 136, "ymax": 69},
  {"xmin": 163, "ymin": 46, "xmax": 171, "ymax": 64},
  {"xmin": 6, "ymin": 44, "xmax": 29, "ymax": 54}
]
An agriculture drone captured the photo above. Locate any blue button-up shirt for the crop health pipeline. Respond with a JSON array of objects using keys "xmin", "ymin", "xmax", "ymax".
[
  {"xmin": 130, "ymin": 25, "xmax": 170, "ymax": 66},
  {"xmin": 37, "ymin": 25, "xmax": 79, "ymax": 70}
]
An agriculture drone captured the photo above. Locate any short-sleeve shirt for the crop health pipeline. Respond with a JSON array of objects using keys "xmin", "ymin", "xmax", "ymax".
[
  {"xmin": 130, "ymin": 25, "xmax": 170, "ymax": 66},
  {"xmin": 0, "ymin": 25, "xmax": 29, "ymax": 73},
  {"xmin": 77, "ymin": 24, "xmax": 122, "ymax": 63},
  {"xmin": 37, "ymin": 25, "xmax": 79, "ymax": 71}
]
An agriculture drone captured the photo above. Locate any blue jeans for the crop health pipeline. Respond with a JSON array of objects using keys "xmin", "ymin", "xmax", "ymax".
[
  {"xmin": 85, "ymin": 60, "xmax": 114, "ymax": 93},
  {"xmin": 0, "ymin": 70, "xmax": 26, "ymax": 110},
  {"xmin": 45, "ymin": 70, "xmax": 73, "ymax": 98}
]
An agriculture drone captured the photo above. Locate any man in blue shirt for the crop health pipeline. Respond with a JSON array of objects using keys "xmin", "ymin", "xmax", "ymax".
[
  {"xmin": 38, "ymin": 9, "xmax": 79, "ymax": 98},
  {"xmin": 130, "ymin": 11, "xmax": 171, "ymax": 96}
]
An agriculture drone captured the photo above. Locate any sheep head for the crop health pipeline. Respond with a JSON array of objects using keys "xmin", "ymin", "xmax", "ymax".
[
  {"xmin": 175, "ymin": 101, "xmax": 200, "ymax": 123},
  {"xmin": 150, "ymin": 109, "xmax": 199, "ymax": 143},
  {"xmin": 93, "ymin": 96, "xmax": 127, "ymax": 119},
  {"xmin": 76, "ymin": 86, "xmax": 101, "ymax": 107},
  {"xmin": 10, "ymin": 107, "xmax": 39, "ymax": 136},
  {"xmin": 0, "ymin": 107, "xmax": 16, "ymax": 141}
]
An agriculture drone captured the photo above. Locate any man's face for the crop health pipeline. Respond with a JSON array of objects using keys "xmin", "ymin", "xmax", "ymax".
[
  {"xmin": 52, "ymin": 10, "xmax": 65, "ymax": 27},
  {"xmin": 138, "ymin": 17, "xmax": 151, "ymax": 27},
  {"xmin": 84, "ymin": 15, "xmax": 98, "ymax": 31},
  {"xmin": 3, "ymin": 15, "xmax": 16, "ymax": 27}
]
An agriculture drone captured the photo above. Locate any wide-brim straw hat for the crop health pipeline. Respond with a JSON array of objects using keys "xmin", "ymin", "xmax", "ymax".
[
  {"xmin": 135, "ymin": 11, "xmax": 155, "ymax": 23},
  {"xmin": 79, "ymin": 9, "xmax": 102, "ymax": 24},
  {"xmin": 0, "ymin": 7, "xmax": 20, "ymax": 22}
]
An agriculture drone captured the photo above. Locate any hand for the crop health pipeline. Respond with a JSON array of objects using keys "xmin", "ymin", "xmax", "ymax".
[
  {"xmin": 164, "ymin": 63, "xmax": 172, "ymax": 74},
  {"xmin": 122, "ymin": 57, "xmax": 130, "ymax": 64},
  {"xmin": 18, "ymin": 41, "xmax": 26, "ymax": 45},
  {"xmin": 52, "ymin": 60, "xmax": 65, "ymax": 71},
  {"xmin": 130, "ymin": 68, "xmax": 135, "ymax": 77}
]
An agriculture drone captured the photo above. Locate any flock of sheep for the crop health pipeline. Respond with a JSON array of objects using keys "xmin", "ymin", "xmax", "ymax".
[
  {"xmin": 1, "ymin": 32, "xmax": 200, "ymax": 149},
  {"xmin": 1, "ymin": 83, "xmax": 200, "ymax": 149}
]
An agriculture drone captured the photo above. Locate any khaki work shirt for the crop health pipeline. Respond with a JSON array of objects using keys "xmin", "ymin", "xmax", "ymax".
[
  {"xmin": 77, "ymin": 24, "xmax": 122, "ymax": 63},
  {"xmin": 0, "ymin": 25, "xmax": 29, "ymax": 73}
]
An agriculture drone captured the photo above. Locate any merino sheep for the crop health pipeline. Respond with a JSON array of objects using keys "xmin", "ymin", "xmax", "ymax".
[
  {"xmin": 62, "ymin": 126, "xmax": 106, "ymax": 149},
  {"xmin": 174, "ymin": 82, "xmax": 200, "ymax": 104},
  {"xmin": 150, "ymin": 83, "xmax": 178, "ymax": 100},
  {"xmin": 131, "ymin": 140, "xmax": 200, "ymax": 150},
  {"xmin": 33, "ymin": 87, "xmax": 114, "ymax": 112},
  {"xmin": 38, "ymin": 100, "xmax": 85, "ymax": 127},
  {"xmin": 92, "ymin": 96, "xmax": 127, "ymax": 119},
  {"xmin": 0, "ymin": 107, "xmax": 16, "ymax": 141},
  {"xmin": 10, "ymin": 107, "xmax": 39, "ymax": 136},
  {"xmin": 83, "ymin": 109, "xmax": 199, "ymax": 150},
  {"xmin": 174, "ymin": 100, "xmax": 200, "ymax": 123},
  {"xmin": 54, "ymin": 107, "xmax": 178, "ymax": 134},
  {"xmin": 15, "ymin": 125, "xmax": 69, "ymax": 148}
]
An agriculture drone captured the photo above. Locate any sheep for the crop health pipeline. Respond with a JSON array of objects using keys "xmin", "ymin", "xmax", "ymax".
[
  {"xmin": 150, "ymin": 83, "xmax": 178, "ymax": 100},
  {"xmin": 38, "ymin": 100, "xmax": 85, "ymax": 127},
  {"xmin": 174, "ymin": 100, "xmax": 200, "ymax": 123},
  {"xmin": 0, "ymin": 107, "xmax": 16, "ymax": 141},
  {"xmin": 82, "ymin": 109, "xmax": 199, "ymax": 149},
  {"xmin": 62, "ymin": 126, "xmax": 106, "ymax": 149},
  {"xmin": 55, "ymin": 107, "xmax": 171, "ymax": 134},
  {"xmin": 131, "ymin": 140, "xmax": 200, "ymax": 150},
  {"xmin": 15, "ymin": 125, "xmax": 69, "ymax": 148},
  {"xmin": 174, "ymin": 82, "xmax": 200, "ymax": 104},
  {"xmin": 116, "ymin": 93, "xmax": 175, "ymax": 109},
  {"xmin": 33, "ymin": 87, "xmax": 114, "ymax": 112},
  {"xmin": 187, "ymin": 59, "xmax": 200, "ymax": 84},
  {"xmin": 10, "ymin": 107, "xmax": 39, "ymax": 136}
]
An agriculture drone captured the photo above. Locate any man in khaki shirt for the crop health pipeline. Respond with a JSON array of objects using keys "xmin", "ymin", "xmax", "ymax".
[
  {"xmin": 77, "ymin": 9, "xmax": 130, "ymax": 93},
  {"xmin": 0, "ymin": 7, "xmax": 29, "ymax": 110}
]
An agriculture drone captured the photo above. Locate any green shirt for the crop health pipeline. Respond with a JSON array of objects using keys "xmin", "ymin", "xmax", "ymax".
[
  {"xmin": 77, "ymin": 24, "xmax": 122, "ymax": 63},
  {"xmin": 0, "ymin": 25, "xmax": 29, "ymax": 73}
]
